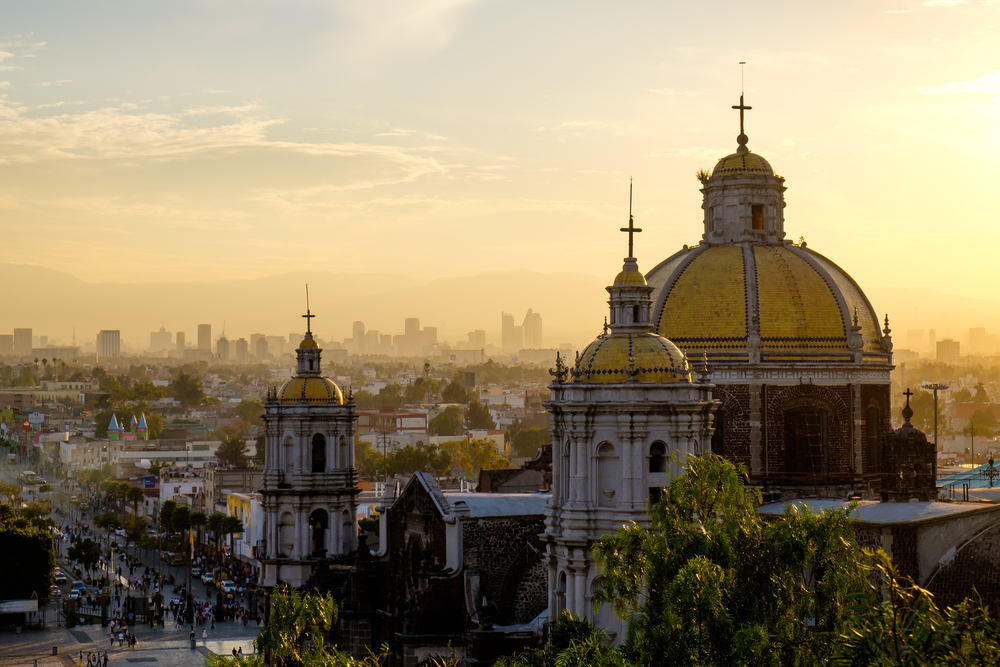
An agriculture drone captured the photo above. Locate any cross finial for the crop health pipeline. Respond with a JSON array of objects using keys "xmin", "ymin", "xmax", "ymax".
[
  {"xmin": 620, "ymin": 178, "xmax": 642, "ymax": 259},
  {"xmin": 732, "ymin": 84, "xmax": 752, "ymax": 155},
  {"xmin": 902, "ymin": 387, "xmax": 914, "ymax": 424},
  {"xmin": 302, "ymin": 284, "xmax": 315, "ymax": 334}
]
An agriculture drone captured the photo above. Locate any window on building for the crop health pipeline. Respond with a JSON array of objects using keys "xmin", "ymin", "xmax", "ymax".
[
  {"xmin": 866, "ymin": 406, "xmax": 881, "ymax": 474},
  {"xmin": 339, "ymin": 435, "xmax": 349, "ymax": 470},
  {"xmin": 311, "ymin": 433, "xmax": 326, "ymax": 473},
  {"xmin": 597, "ymin": 442, "xmax": 618, "ymax": 507},
  {"xmin": 783, "ymin": 409, "xmax": 828, "ymax": 476},
  {"xmin": 308, "ymin": 509, "xmax": 327, "ymax": 557},
  {"xmin": 752, "ymin": 204, "xmax": 764, "ymax": 230},
  {"xmin": 649, "ymin": 442, "xmax": 666, "ymax": 473},
  {"xmin": 632, "ymin": 305, "xmax": 640, "ymax": 323}
]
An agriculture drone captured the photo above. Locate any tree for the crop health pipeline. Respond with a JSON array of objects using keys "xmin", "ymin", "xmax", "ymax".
[
  {"xmin": 429, "ymin": 406, "xmax": 464, "ymax": 436},
  {"xmin": 123, "ymin": 515, "xmax": 147, "ymax": 554},
  {"xmin": 909, "ymin": 389, "xmax": 944, "ymax": 435},
  {"xmin": 68, "ymin": 537, "xmax": 102, "ymax": 574},
  {"xmin": 444, "ymin": 439, "xmax": 508, "ymax": 479},
  {"xmin": 254, "ymin": 434, "xmax": 266, "ymax": 466},
  {"xmin": 146, "ymin": 412, "xmax": 165, "ymax": 439},
  {"xmin": 252, "ymin": 583, "xmax": 338, "ymax": 667},
  {"xmin": 169, "ymin": 371, "xmax": 206, "ymax": 407},
  {"xmin": 216, "ymin": 432, "xmax": 250, "ymax": 468},
  {"xmin": 441, "ymin": 378, "xmax": 469, "ymax": 404},
  {"xmin": 223, "ymin": 515, "xmax": 245, "ymax": 560},
  {"xmin": 973, "ymin": 382, "xmax": 989, "ymax": 403},
  {"xmin": 511, "ymin": 427, "xmax": 549, "ymax": 458},
  {"xmin": 592, "ymin": 454, "xmax": 870, "ymax": 667},
  {"xmin": 233, "ymin": 400, "xmax": 264, "ymax": 429},
  {"xmin": 954, "ymin": 387, "xmax": 974, "ymax": 403},
  {"xmin": 389, "ymin": 444, "xmax": 452, "ymax": 477},
  {"xmin": 94, "ymin": 511, "xmax": 122, "ymax": 547},
  {"xmin": 464, "ymin": 400, "xmax": 496, "ymax": 430},
  {"xmin": 0, "ymin": 522, "xmax": 55, "ymax": 601}
]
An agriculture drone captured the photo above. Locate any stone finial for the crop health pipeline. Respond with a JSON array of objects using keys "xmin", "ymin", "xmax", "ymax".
[
  {"xmin": 696, "ymin": 350, "xmax": 711, "ymax": 383},
  {"xmin": 883, "ymin": 314, "xmax": 892, "ymax": 337},
  {"xmin": 549, "ymin": 352, "xmax": 568, "ymax": 384},
  {"xmin": 603, "ymin": 317, "xmax": 609, "ymax": 336},
  {"xmin": 626, "ymin": 352, "xmax": 639, "ymax": 383}
]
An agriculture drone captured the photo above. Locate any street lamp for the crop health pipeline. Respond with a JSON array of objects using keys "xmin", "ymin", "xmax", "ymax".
[{"xmin": 922, "ymin": 383, "xmax": 949, "ymax": 453}]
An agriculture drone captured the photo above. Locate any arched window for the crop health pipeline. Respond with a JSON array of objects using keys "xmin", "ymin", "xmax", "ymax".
[
  {"xmin": 784, "ymin": 408, "xmax": 828, "ymax": 476},
  {"xmin": 597, "ymin": 442, "xmax": 618, "ymax": 507},
  {"xmin": 752, "ymin": 204, "xmax": 764, "ymax": 230},
  {"xmin": 866, "ymin": 406, "xmax": 881, "ymax": 474},
  {"xmin": 632, "ymin": 305, "xmax": 640, "ymax": 323},
  {"xmin": 711, "ymin": 407, "xmax": 726, "ymax": 456},
  {"xmin": 342, "ymin": 509, "xmax": 353, "ymax": 554},
  {"xmin": 339, "ymin": 435, "xmax": 349, "ymax": 470},
  {"xmin": 311, "ymin": 433, "xmax": 326, "ymax": 473},
  {"xmin": 308, "ymin": 509, "xmax": 328, "ymax": 558},
  {"xmin": 556, "ymin": 571, "xmax": 568, "ymax": 613},
  {"xmin": 649, "ymin": 442, "xmax": 667, "ymax": 473}
]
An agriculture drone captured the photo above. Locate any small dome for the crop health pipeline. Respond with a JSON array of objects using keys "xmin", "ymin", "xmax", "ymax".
[
  {"xmin": 275, "ymin": 376, "xmax": 344, "ymax": 404},
  {"xmin": 299, "ymin": 337, "xmax": 319, "ymax": 349},
  {"xmin": 712, "ymin": 152, "xmax": 774, "ymax": 177},
  {"xmin": 574, "ymin": 333, "xmax": 690, "ymax": 384},
  {"xmin": 613, "ymin": 268, "xmax": 647, "ymax": 286}
]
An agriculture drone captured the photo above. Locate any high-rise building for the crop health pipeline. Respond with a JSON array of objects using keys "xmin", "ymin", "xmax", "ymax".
[
  {"xmin": 150, "ymin": 326, "xmax": 172, "ymax": 352},
  {"xmin": 250, "ymin": 333, "xmax": 265, "ymax": 357},
  {"xmin": 39, "ymin": 336, "xmax": 48, "ymax": 349},
  {"xmin": 176, "ymin": 331, "xmax": 186, "ymax": 352},
  {"xmin": 937, "ymin": 338, "xmax": 960, "ymax": 363},
  {"xmin": 405, "ymin": 318, "xmax": 420, "ymax": 339},
  {"xmin": 423, "ymin": 327, "xmax": 438, "ymax": 349},
  {"xmin": 501, "ymin": 313, "xmax": 515, "ymax": 353},
  {"xmin": 969, "ymin": 328, "xmax": 987, "ymax": 354},
  {"xmin": 13, "ymin": 328, "xmax": 31, "ymax": 357},
  {"xmin": 928, "ymin": 328, "xmax": 937, "ymax": 354},
  {"xmin": 198, "ymin": 324, "xmax": 212, "ymax": 351},
  {"xmin": 364, "ymin": 330, "xmax": 380, "ymax": 354},
  {"xmin": 266, "ymin": 336, "xmax": 286, "ymax": 357},
  {"xmin": 234, "ymin": 338, "xmax": 249, "ymax": 364},
  {"xmin": 0, "ymin": 335, "xmax": 12, "ymax": 356},
  {"xmin": 97, "ymin": 330, "xmax": 121, "ymax": 360},
  {"xmin": 353, "ymin": 321, "xmax": 365, "ymax": 354},
  {"xmin": 217, "ymin": 335, "xmax": 230, "ymax": 362},
  {"xmin": 288, "ymin": 333, "xmax": 302, "ymax": 347},
  {"xmin": 523, "ymin": 309, "xmax": 543, "ymax": 349},
  {"xmin": 255, "ymin": 337, "xmax": 269, "ymax": 361},
  {"xmin": 468, "ymin": 330, "xmax": 486, "ymax": 349}
]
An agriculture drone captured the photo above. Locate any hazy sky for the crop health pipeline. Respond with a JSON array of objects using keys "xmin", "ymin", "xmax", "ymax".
[{"xmin": 2, "ymin": 1, "xmax": 998, "ymax": 302}]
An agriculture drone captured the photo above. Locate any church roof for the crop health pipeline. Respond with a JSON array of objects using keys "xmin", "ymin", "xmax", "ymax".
[
  {"xmin": 573, "ymin": 332, "xmax": 690, "ymax": 384},
  {"xmin": 274, "ymin": 376, "xmax": 344, "ymax": 404},
  {"xmin": 647, "ymin": 242, "xmax": 888, "ymax": 364}
]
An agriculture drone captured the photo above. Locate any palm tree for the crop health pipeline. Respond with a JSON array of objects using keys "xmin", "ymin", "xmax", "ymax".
[{"xmin": 223, "ymin": 515, "xmax": 245, "ymax": 562}]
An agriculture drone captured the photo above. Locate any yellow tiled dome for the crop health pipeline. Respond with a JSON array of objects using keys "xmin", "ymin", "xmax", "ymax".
[
  {"xmin": 275, "ymin": 376, "xmax": 344, "ymax": 404},
  {"xmin": 298, "ymin": 337, "xmax": 319, "ymax": 349},
  {"xmin": 712, "ymin": 152, "xmax": 774, "ymax": 177},
  {"xmin": 574, "ymin": 333, "xmax": 690, "ymax": 384},
  {"xmin": 613, "ymin": 268, "xmax": 647, "ymax": 286},
  {"xmin": 648, "ymin": 243, "xmax": 887, "ymax": 364}
]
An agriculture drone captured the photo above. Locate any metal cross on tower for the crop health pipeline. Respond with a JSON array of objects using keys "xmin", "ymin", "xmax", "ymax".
[
  {"xmin": 302, "ymin": 284, "xmax": 315, "ymax": 334},
  {"xmin": 732, "ymin": 94, "xmax": 752, "ymax": 136},
  {"xmin": 620, "ymin": 179, "xmax": 642, "ymax": 259}
]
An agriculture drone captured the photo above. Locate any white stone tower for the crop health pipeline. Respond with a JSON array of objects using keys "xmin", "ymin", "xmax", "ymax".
[
  {"xmin": 260, "ymin": 304, "xmax": 359, "ymax": 589},
  {"xmin": 542, "ymin": 203, "xmax": 718, "ymax": 641}
]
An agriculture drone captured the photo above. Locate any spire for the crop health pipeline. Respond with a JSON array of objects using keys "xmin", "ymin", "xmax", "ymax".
[
  {"xmin": 732, "ymin": 93, "xmax": 752, "ymax": 156},
  {"xmin": 303, "ymin": 284, "xmax": 315, "ymax": 335},
  {"xmin": 619, "ymin": 178, "xmax": 642, "ymax": 260}
]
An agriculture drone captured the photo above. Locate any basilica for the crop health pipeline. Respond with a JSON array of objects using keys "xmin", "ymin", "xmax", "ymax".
[{"xmin": 257, "ymin": 99, "xmax": 916, "ymax": 663}]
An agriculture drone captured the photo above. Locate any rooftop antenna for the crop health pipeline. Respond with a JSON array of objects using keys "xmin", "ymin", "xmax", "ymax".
[
  {"xmin": 303, "ymin": 284, "xmax": 314, "ymax": 334},
  {"xmin": 740, "ymin": 61, "xmax": 746, "ymax": 96}
]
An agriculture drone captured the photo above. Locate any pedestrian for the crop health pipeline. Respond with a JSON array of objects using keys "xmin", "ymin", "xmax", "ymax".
[
  {"xmin": 103, "ymin": 652, "xmax": 108, "ymax": 667},
  {"xmin": 232, "ymin": 649, "xmax": 237, "ymax": 658},
  {"xmin": 118, "ymin": 631, "xmax": 123, "ymax": 646},
  {"xmin": 237, "ymin": 647, "xmax": 243, "ymax": 657},
  {"xmin": 202, "ymin": 628, "xmax": 208, "ymax": 641}
]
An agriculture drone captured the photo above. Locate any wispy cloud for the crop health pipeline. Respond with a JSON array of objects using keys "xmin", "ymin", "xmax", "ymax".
[
  {"xmin": 883, "ymin": 9, "xmax": 913, "ymax": 13},
  {"xmin": 32, "ymin": 80, "xmax": 71, "ymax": 88},
  {"xmin": 920, "ymin": 70, "xmax": 1000, "ymax": 95},
  {"xmin": 921, "ymin": 0, "xmax": 966, "ymax": 5},
  {"xmin": 551, "ymin": 120, "xmax": 641, "ymax": 136}
]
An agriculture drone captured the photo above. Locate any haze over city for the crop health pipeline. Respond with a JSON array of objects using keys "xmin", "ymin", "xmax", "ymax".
[{"xmin": 2, "ymin": 1, "xmax": 1000, "ymax": 350}]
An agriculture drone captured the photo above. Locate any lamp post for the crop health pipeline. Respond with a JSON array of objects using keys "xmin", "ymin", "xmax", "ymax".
[{"xmin": 922, "ymin": 383, "xmax": 949, "ymax": 453}]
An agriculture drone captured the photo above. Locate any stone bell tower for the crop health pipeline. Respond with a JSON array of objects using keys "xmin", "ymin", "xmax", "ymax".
[{"xmin": 260, "ymin": 301, "xmax": 359, "ymax": 590}]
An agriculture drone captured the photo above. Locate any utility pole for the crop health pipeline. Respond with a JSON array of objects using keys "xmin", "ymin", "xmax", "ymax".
[{"xmin": 922, "ymin": 383, "xmax": 949, "ymax": 454}]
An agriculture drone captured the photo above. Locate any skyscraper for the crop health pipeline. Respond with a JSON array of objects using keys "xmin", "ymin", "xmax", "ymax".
[
  {"xmin": 234, "ymin": 338, "xmax": 249, "ymax": 364},
  {"xmin": 13, "ymin": 328, "xmax": 31, "ymax": 357},
  {"xmin": 256, "ymin": 337, "xmax": 269, "ymax": 361},
  {"xmin": 353, "ymin": 321, "xmax": 365, "ymax": 354},
  {"xmin": 467, "ymin": 330, "xmax": 486, "ymax": 349},
  {"xmin": 501, "ymin": 313, "xmax": 523, "ymax": 353},
  {"xmin": 217, "ymin": 335, "xmax": 230, "ymax": 362},
  {"xmin": 97, "ymin": 330, "xmax": 121, "ymax": 361},
  {"xmin": 0, "ymin": 335, "xmax": 12, "ymax": 356},
  {"xmin": 523, "ymin": 309, "xmax": 543, "ymax": 349},
  {"xmin": 198, "ymin": 324, "xmax": 212, "ymax": 351},
  {"xmin": 176, "ymin": 331, "xmax": 186, "ymax": 353},
  {"xmin": 150, "ymin": 326, "xmax": 172, "ymax": 352}
]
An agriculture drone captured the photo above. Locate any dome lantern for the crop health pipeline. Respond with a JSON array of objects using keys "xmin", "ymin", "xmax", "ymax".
[{"xmin": 700, "ymin": 94, "xmax": 787, "ymax": 246}]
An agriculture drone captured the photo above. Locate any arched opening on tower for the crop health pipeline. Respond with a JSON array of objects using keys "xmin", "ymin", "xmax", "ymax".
[
  {"xmin": 556, "ymin": 571, "xmax": 567, "ymax": 614},
  {"xmin": 866, "ymin": 406, "xmax": 881, "ymax": 474},
  {"xmin": 784, "ymin": 408, "xmax": 828, "ymax": 476},
  {"xmin": 649, "ymin": 442, "xmax": 667, "ymax": 473},
  {"xmin": 752, "ymin": 204, "xmax": 764, "ymax": 230},
  {"xmin": 339, "ymin": 435, "xmax": 349, "ymax": 469},
  {"xmin": 342, "ymin": 509, "xmax": 353, "ymax": 554},
  {"xmin": 279, "ymin": 512, "xmax": 295, "ymax": 558},
  {"xmin": 632, "ymin": 305, "xmax": 640, "ymax": 323},
  {"xmin": 309, "ymin": 508, "xmax": 328, "ymax": 558},
  {"xmin": 283, "ymin": 435, "xmax": 294, "ymax": 472},
  {"xmin": 311, "ymin": 433, "xmax": 327, "ymax": 473}
]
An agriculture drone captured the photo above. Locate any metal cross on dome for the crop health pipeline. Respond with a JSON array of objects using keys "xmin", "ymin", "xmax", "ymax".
[
  {"xmin": 302, "ymin": 284, "xmax": 315, "ymax": 334},
  {"xmin": 620, "ymin": 178, "xmax": 642, "ymax": 259},
  {"xmin": 732, "ymin": 94, "xmax": 752, "ymax": 136}
]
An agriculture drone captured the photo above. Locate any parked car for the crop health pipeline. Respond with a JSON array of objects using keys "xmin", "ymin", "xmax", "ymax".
[
  {"xmin": 50, "ymin": 586, "xmax": 62, "ymax": 598},
  {"xmin": 71, "ymin": 581, "xmax": 87, "ymax": 596},
  {"xmin": 191, "ymin": 567, "xmax": 202, "ymax": 578},
  {"xmin": 201, "ymin": 572, "xmax": 214, "ymax": 585},
  {"xmin": 114, "ymin": 528, "xmax": 126, "ymax": 537},
  {"xmin": 220, "ymin": 580, "xmax": 237, "ymax": 595},
  {"xmin": 68, "ymin": 590, "xmax": 80, "ymax": 600},
  {"xmin": 54, "ymin": 571, "xmax": 67, "ymax": 584}
]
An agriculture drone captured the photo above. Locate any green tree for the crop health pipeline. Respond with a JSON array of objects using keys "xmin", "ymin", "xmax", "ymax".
[
  {"xmin": 592, "ymin": 454, "xmax": 870, "ymax": 667},
  {"xmin": 216, "ymin": 432, "xmax": 250, "ymax": 468},
  {"xmin": 0, "ymin": 522, "xmax": 55, "ymax": 601},
  {"xmin": 511, "ymin": 427, "xmax": 549, "ymax": 458},
  {"xmin": 973, "ymin": 382, "xmax": 989, "ymax": 403},
  {"xmin": 146, "ymin": 412, "xmax": 165, "ymax": 439},
  {"xmin": 68, "ymin": 537, "xmax": 102, "ymax": 574},
  {"xmin": 444, "ymin": 439, "xmax": 508, "ymax": 478},
  {"xmin": 253, "ymin": 583, "xmax": 337, "ymax": 667},
  {"xmin": 94, "ymin": 511, "xmax": 122, "ymax": 547},
  {"xmin": 428, "ymin": 406, "xmax": 464, "ymax": 436},
  {"xmin": 441, "ymin": 378, "xmax": 469, "ymax": 404},
  {"xmin": 909, "ymin": 389, "xmax": 944, "ymax": 435},
  {"xmin": 389, "ymin": 444, "xmax": 452, "ymax": 477},
  {"xmin": 254, "ymin": 434, "xmax": 265, "ymax": 466},
  {"xmin": 954, "ymin": 387, "xmax": 973, "ymax": 403},
  {"xmin": 233, "ymin": 400, "xmax": 264, "ymax": 429},
  {"xmin": 464, "ymin": 400, "xmax": 496, "ymax": 430},
  {"xmin": 169, "ymin": 371, "xmax": 206, "ymax": 407}
]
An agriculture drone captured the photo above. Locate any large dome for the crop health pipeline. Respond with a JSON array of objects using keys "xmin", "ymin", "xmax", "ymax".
[
  {"xmin": 275, "ymin": 376, "xmax": 344, "ymax": 404},
  {"xmin": 646, "ymin": 243, "xmax": 890, "ymax": 364},
  {"xmin": 712, "ymin": 152, "xmax": 774, "ymax": 177}
]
